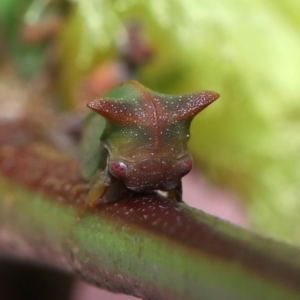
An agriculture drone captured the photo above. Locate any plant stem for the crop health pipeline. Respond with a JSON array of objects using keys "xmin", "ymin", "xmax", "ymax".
[{"xmin": 1, "ymin": 120, "xmax": 300, "ymax": 300}]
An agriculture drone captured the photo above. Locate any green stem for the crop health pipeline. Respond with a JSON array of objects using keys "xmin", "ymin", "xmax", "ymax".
[{"xmin": 1, "ymin": 120, "xmax": 300, "ymax": 300}]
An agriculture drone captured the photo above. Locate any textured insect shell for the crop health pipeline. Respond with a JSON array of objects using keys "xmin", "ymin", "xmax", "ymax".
[
  {"xmin": 82, "ymin": 81, "xmax": 219, "ymax": 190},
  {"xmin": 101, "ymin": 118, "xmax": 192, "ymax": 163},
  {"xmin": 98, "ymin": 114, "xmax": 193, "ymax": 192},
  {"xmin": 79, "ymin": 111, "xmax": 107, "ymax": 181},
  {"xmin": 79, "ymin": 84, "xmax": 140, "ymax": 181}
]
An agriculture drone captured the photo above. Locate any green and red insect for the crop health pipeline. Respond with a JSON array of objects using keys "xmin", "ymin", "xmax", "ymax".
[{"xmin": 80, "ymin": 80, "xmax": 219, "ymax": 206}]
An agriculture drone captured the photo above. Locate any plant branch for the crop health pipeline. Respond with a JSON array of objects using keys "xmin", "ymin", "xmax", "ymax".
[{"xmin": 1, "ymin": 119, "xmax": 300, "ymax": 300}]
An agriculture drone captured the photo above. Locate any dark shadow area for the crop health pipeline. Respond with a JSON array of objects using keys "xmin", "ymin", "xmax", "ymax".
[{"xmin": 0, "ymin": 259, "xmax": 74, "ymax": 300}]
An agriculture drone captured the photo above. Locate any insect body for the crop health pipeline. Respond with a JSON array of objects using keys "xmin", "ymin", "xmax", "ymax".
[{"xmin": 80, "ymin": 80, "xmax": 219, "ymax": 206}]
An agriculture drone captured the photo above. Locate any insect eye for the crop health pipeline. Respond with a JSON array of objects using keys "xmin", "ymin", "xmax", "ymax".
[
  {"xmin": 109, "ymin": 161, "xmax": 127, "ymax": 180},
  {"xmin": 181, "ymin": 157, "xmax": 193, "ymax": 176}
]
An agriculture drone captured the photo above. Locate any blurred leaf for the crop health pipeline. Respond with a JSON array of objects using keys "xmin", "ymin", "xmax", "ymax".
[{"xmin": 0, "ymin": 0, "xmax": 67, "ymax": 77}]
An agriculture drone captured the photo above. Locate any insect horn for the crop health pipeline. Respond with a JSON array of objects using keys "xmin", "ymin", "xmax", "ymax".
[{"xmin": 168, "ymin": 90, "xmax": 219, "ymax": 122}]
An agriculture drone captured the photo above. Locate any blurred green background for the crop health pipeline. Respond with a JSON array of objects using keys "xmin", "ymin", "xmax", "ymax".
[{"xmin": 1, "ymin": 0, "xmax": 300, "ymax": 245}]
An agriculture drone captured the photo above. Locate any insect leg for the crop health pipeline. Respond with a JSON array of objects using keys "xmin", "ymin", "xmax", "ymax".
[{"xmin": 167, "ymin": 181, "xmax": 183, "ymax": 202}]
